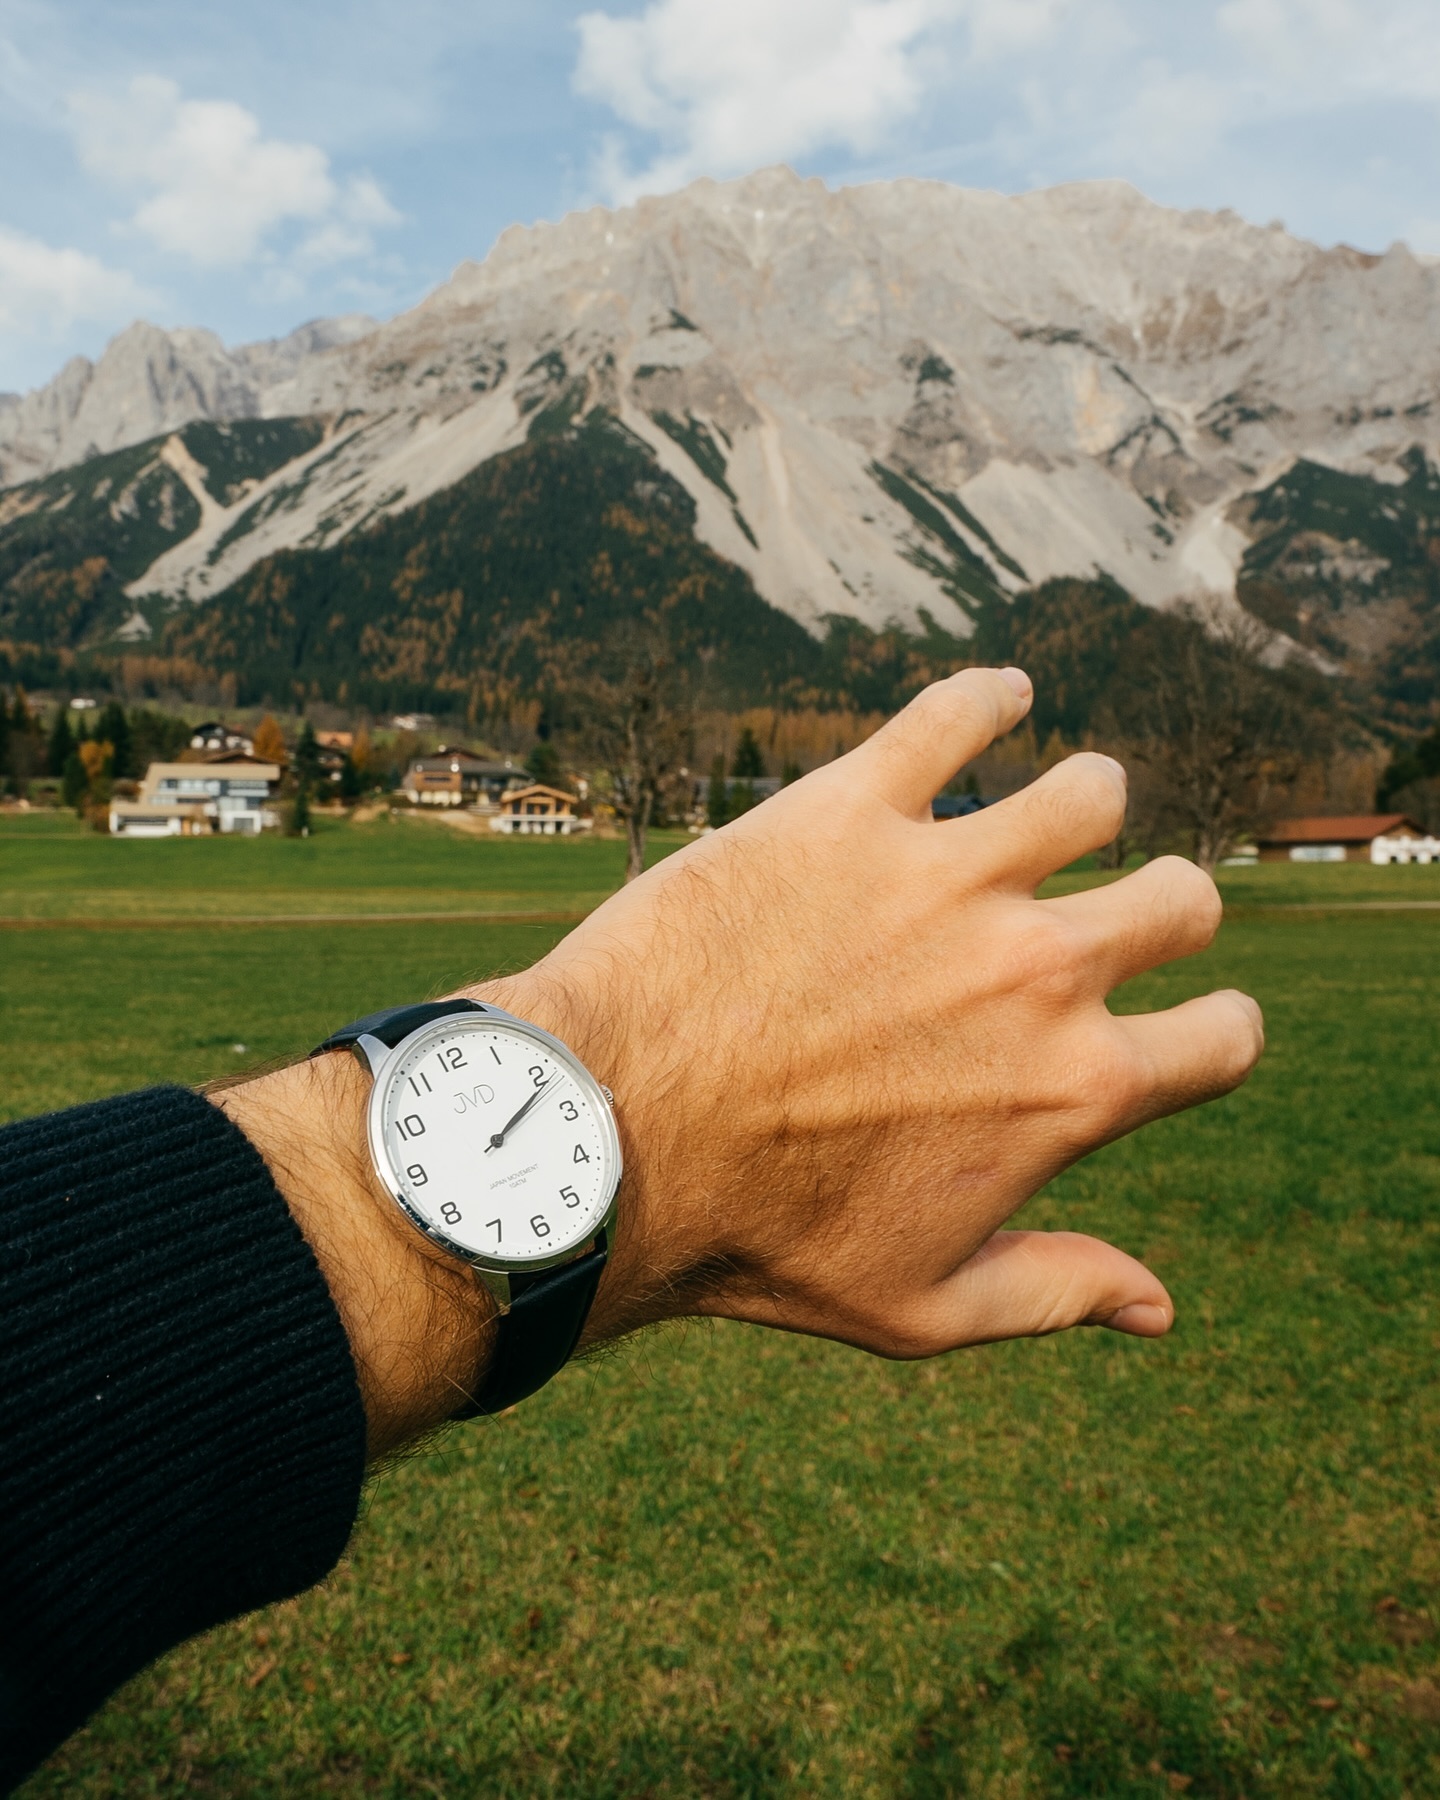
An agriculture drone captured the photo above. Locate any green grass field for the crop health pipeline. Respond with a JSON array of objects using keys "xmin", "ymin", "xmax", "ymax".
[{"xmin": 5, "ymin": 816, "xmax": 1440, "ymax": 1797}]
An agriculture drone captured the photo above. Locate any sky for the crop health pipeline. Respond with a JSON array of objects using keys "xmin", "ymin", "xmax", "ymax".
[{"xmin": 3, "ymin": 0, "xmax": 1440, "ymax": 394}]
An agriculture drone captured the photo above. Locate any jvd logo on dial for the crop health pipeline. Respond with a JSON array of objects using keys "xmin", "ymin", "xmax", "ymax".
[{"xmin": 453, "ymin": 1084, "xmax": 496, "ymax": 1114}]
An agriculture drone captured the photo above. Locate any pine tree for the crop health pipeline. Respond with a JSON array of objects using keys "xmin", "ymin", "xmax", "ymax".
[
  {"xmin": 61, "ymin": 751, "xmax": 87, "ymax": 812},
  {"xmin": 129, "ymin": 706, "xmax": 189, "ymax": 770},
  {"xmin": 295, "ymin": 721, "xmax": 321, "ymax": 788},
  {"xmin": 6, "ymin": 689, "xmax": 41, "ymax": 788},
  {"xmin": 706, "ymin": 753, "xmax": 730, "ymax": 829},
  {"xmin": 46, "ymin": 706, "xmax": 75, "ymax": 778},
  {"xmin": 731, "ymin": 726, "xmax": 765, "ymax": 779},
  {"xmin": 526, "ymin": 738, "xmax": 563, "ymax": 786},
  {"xmin": 339, "ymin": 754, "xmax": 362, "ymax": 801},
  {"xmin": 288, "ymin": 783, "xmax": 311, "ymax": 837},
  {"xmin": 96, "ymin": 701, "xmax": 132, "ymax": 779}
]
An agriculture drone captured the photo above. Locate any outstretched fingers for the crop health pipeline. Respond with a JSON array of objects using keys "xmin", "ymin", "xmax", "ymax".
[
  {"xmin": 1041, "ymin": 855, "xmax": 1223, "ymax": 991},
  {"xmin": 916, "ymin": 1229, "xmax": 1173, "ymax": 1352},
  {"xmin": 964, "ymin": 751, "xmax": 1129, "ymax": 890},
  {"xmin": 853, "ymin": 667, "xmax": 1033, "ymax": 818},
  {"xmin": 1113, "ymin": 989, "xmax": 1265, "ymax": 1129}
]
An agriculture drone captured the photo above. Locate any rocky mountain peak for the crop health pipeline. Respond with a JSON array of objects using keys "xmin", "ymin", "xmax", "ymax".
[{"xmin": 3, "ymin": 169, "xmax": 1439, "ymax": 658}]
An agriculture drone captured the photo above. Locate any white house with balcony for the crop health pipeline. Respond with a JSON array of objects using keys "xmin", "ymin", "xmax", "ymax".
[
  {"xmin": 489, "ymin": 783, "xmax": 590, "ymax": 836},
  {"xmin": 109, "ymin": 757, "xmax": 282, "ymax": 837}
]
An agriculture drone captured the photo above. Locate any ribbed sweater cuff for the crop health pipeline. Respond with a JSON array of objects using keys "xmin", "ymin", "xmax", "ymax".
[{"xmin": 0, "ymin": 1085, "xmax": 367, "ymax": 1791}]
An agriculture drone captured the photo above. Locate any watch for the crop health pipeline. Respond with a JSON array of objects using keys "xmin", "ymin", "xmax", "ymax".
[{"xmin": 311, "ymin": 998, "xmax": 621, "ymax": 1418}]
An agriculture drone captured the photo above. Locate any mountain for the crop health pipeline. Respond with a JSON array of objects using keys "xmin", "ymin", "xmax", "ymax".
[
  {"xmin": 4, "ymin": 167, "xmax": 1440, "ymax": 722},
  {"xmin": 0, "ymin": 316, "xmax": 374, "ymax": 490}
]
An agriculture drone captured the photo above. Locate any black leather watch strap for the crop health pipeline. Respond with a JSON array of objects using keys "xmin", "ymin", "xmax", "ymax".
[
  {"xmin": 451, "ymin": 1238, "xmax": 608, "ymax": 1419},
  {"xmin": 310, "ymin": 998, "xmax": 487, "ymax": 1056},
  {"xmin": 311, "ymin": 1000, "xmax": 608, "ymax": 1421}
]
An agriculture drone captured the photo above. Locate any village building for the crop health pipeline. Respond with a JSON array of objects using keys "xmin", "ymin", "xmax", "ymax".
[
  {"xmin": 402, "ymin": 748, "xmax": 526, "ymax": 808},
  {"xmin": 490, "ymin": 783, "xmax": 590, "ymax": 836},
  {"xmin": 189, "ymin": 721, "xmax": 255, "ymax": 756},
  {"xmin": 1256, "ymin": 814, "xmax": 1434, "ymax": 864},
  {"xmin": 109, "ymin": 757, "xmax": 282, "ymax": 837}
]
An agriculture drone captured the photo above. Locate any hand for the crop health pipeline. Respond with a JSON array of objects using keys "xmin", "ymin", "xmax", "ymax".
[
  {"xmin": 485, "ymin": 666, "xmax": 1263, "ymax": 1360},
  {"xmin": 483, "ymin": 1077, "xmax": 555, "ymax": 1152},
  {"xmin": 218, "ymin": 667, "xmax": 1264, "ymax": 1457}
]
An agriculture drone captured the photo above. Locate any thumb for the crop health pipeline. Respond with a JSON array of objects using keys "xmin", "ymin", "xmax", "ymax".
[{"xmin": 924, "ymin": 1230, "xmax": 1173, "ymax": 1349}]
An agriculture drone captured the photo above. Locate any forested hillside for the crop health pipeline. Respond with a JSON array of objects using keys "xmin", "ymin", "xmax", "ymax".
[
  {"xmin": 0, "ymin": 418, "xmax": 324, "ymax": 662},
  {"xmin": 156, "ymin": 413, "xmax": 972, "ymax": 717},
  {"xmin": 1234, "ymin": 451, "xmax": 1440, "ymax": 728}
]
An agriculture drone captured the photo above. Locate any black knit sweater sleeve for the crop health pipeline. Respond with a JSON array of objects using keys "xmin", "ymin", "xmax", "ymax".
[{"xmin": 0, "ymin": 1085, "xmax": 368, "ymax": 1793}]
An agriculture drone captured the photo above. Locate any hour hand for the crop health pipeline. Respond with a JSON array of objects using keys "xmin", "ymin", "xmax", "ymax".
[{"xmin": 484, "ymin": 1079, "xmax": 555, "ymax": 1152}]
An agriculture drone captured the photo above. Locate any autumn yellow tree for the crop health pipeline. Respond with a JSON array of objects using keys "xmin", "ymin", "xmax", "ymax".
[
  {"xmin": 252, "ymin": 715, "xmax": 288, "ymax": 766},
  {"xmin": 78, "ymin": 740, "xmax": 112, "ymax": 785}
]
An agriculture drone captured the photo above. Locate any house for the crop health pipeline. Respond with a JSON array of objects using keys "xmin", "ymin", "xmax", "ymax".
[
  {"xmin": 107, "ymin": 800, "xmax": 212, "ymax": 838},
  {"xmin": 189, "ymin": 721, "xmax": 255, "ymax": 756},
  {"xmin": 1371, "ymin": 821, "xmax": 1440, "ymax": 864},
  {"xmin": 1255, "ymin": 814, "xmax": 1432, "ymax": 864},
  {"xmin": 109, "ymin": 757, "xmax": 282, "ymax": 837},
  {"xmin": 315, "ymin": 731, "xmax": 354, "ymax": 782},
  {"xmin": 490, "ymin": 783, "xmax": 590, "ymax": 836},
  {"xmin": 403, "ymin": 748, "xmax": 525, "ymax": 808}
]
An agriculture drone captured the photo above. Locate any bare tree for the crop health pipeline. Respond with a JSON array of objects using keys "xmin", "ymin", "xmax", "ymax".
[
  {"xmin": 1124, "ymin": 604, "xmax": 1314, "ymax": 874},
  {"xmin": 573, "ymin": 621, "xmax": 694, "ymax": 882}
]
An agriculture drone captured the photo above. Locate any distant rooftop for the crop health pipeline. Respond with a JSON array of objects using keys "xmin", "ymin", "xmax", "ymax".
[{"xmin": 1258, "ymin": 814, "xmax": 1423, "ymax": 845}]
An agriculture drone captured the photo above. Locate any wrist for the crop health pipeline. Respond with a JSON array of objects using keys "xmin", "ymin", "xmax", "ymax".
[
  {"xmin": 457, "ymin": 965, "xmax": 712, "ymax": 1345},
  {"xmin": 212, "ymin": 961, "xmax": 707, "ymax": 1458},
  {"xmin": 211, "ymin": 1050, "xmax": 492, "ymax": 1458}
]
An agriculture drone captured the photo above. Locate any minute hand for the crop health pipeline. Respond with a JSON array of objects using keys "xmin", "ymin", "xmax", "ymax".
[{"xmin": 483, "ymin": 1078, "xmax": 556, "ymax": 1152}]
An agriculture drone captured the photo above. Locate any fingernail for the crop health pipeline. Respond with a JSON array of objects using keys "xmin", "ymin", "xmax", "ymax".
[
  {"xmin": 1106, "ymin": 1303, "xmax": 1171, "ymax": 1337},
  {"xmin": 1099, "ymin": 754, "xmax": 1127, "ymax": 781},
  {"xmin": 997, "ymin": 666, "xmax": 1032, "ymax": 699},
  {"xmin": 1221, "ymin": 989, "xmax": 1265, "ymax": 1041}
]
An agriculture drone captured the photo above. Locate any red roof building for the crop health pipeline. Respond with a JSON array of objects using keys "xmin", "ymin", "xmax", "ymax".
[{"xmin": 1255, "ymin": 814, "xmax": 1429, "ymax": 864}]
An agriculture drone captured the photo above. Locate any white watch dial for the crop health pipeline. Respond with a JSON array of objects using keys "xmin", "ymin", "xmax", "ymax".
[{"xmin": 373, "ymin": 1016, "xmax": 618, "ymax": 1266}]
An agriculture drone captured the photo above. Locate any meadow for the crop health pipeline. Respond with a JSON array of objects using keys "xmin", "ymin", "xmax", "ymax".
[{"xmin": 5, "ymin": 813, "xmax": 1440, "ymax": 1797}]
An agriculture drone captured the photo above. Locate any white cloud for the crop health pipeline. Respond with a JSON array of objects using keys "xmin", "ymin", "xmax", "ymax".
[
  {"xmin": 1090, "ymin": 63, "xmax": 1235, "ymax": 178},
  {"xmin": 0, "ymin": 225, "xmax": 150, "ymax": 339},
  {"xmin": 573, "ymin": 0, "xmax": 1068, "ymax": 202},
  {"xmin": 962, "ymin": 0, "xmax": 1071, "ymax": 58},
  {"xmin": 68, "ymin": 75, "xmax": 400, "ymax": 269},
  {"xmin": 1217, "ymin": 0, "xmax": 1440, "ymax": 104}
]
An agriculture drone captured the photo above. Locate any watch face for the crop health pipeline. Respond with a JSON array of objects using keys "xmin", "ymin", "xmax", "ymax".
[{"xmin": 370, "ymin": 1013, "xmax": 620, "ymax": 1268}]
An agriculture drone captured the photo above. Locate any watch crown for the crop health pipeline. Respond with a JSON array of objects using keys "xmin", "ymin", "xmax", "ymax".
[{"xmin": 601, "ymin": 1085, "xmax": 614, "ymax": 1108}]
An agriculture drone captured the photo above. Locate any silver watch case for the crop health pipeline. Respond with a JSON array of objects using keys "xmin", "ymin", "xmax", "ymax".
[{"xmin": 352, "ymin": 1002, "xmax": 621, "ymax": 1310}]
